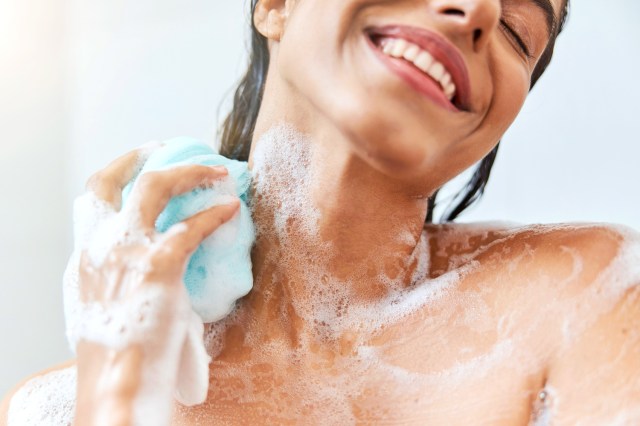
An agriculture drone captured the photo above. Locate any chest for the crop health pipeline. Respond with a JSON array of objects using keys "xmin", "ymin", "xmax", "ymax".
[
  {"xmin": 173, "ymin": 282, "xmax": 549, "ymax": 425},
  {"xmin": 170, "ymin": 228, "xmax": 583, "ymax": 426}
]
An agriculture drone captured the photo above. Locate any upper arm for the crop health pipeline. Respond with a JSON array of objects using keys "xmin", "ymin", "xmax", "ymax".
[
  {"xmin": 546, "ymin": 282, "xmax": 640, "ymax": 423},
  {"xmin": 0, "ymin": 372, "xmax": 41, "ymax": 425},
  {"xmin": 0, "ymin": 360, "xmax": 76, "ymax": 426}
]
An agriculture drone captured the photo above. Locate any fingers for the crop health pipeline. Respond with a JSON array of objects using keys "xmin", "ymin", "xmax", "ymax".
[
  {"xmin": 124, "ymin": 165, "xmax": 230, "ymax": 229},
  {"xmin": 85, "ymin": 143, "xmax": 161, "ymax": 209},
  {"xmin": 162, "ymin": 198, "xmax": 241, "ymax": 259}
]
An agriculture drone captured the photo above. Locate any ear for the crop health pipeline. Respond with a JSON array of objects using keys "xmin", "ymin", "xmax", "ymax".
[{"xmin": 254, "ymin": 0, "xmax": 288, "ymax": 41}]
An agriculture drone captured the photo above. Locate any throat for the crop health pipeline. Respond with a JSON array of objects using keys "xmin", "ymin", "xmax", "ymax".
[{"xmin": 234, "ymin": 124, "xmax": 431, "ymax": 347}]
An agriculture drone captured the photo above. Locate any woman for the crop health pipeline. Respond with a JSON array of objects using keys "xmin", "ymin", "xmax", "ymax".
[{"xmin": 2, "ymin": 0, "xmax": 639, "ymax": 424}]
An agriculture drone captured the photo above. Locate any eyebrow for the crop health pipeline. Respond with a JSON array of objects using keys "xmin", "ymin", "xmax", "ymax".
[{"xmin": 528, "ymin": 0, "xmax": 559, "ymax": 38}]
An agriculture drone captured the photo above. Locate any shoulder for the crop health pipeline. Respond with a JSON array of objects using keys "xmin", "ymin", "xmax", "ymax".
[
  {"xmin": 427, "ymin": 222, "xmax": 640, "ymax": 421},
  {"xmin": 502, "ymin": 222, "xmax": 640, "ymax": 314},
  {"xmin": 0, "ymin": 361, "xmax": 76, "ymax": 426},
  {"xmin": 545, "ymin": 277, "xmax": 640, "ymax": 423},
  {"xmin": 427, "ymin": 220, "xmax": 639, "ymax": 277},
  {"xmin": 422, "ymin": 221, "xmax": 640, "ymax": 421},
  {"xmin": 525, "ymin": 224, "xmax": 640, "ymax": 422},
  {"xmin": 501, "ymin": 222, "xmax": 639, "ymax": 287},
  {"xmin": 426, "ymin": 220, "xmax": 639, "ymax": 331}
]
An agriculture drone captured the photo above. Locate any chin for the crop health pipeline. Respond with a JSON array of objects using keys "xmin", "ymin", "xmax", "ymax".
[
  {"xmin": 347, "ymin": 123, "xmax": 434, "ymax": 179},
  {"xmin": 330, "ymin": 99, "xmax": 440, "ymax": 179}
]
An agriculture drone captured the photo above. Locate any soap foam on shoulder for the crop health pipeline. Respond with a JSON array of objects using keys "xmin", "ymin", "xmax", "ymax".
[{"xmin": 8, "ymin": 367, "xmax": 77, "ymax": 426}]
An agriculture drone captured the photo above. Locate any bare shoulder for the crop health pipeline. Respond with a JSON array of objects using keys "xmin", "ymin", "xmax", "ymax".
[
  {"xmin": 0, "ymin": 360, "xmax": 76, "ymax": 426},
  {"xmin": 426, "ymin": 221, "xmax": 639, "ymax": 281},
  {"xmin": 509, "ymin": 221, "xmax": 639, "ymax": 256},
  {"xmin": 532, "ymin": 224, "xmax": 640, "ymax": 422},
  {"xmin": 503, "ymin": 222, "xmax": 639, "ymax": 288},
  {"xmin": 426, "ymin": 220, "xmax": 640, "ymax": 341},
  {"xmin": 428, "ymin": 221, "xmax": 640, "ymax": 422}
]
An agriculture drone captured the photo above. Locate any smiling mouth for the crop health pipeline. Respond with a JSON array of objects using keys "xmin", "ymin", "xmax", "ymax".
[
  {"xmin": 379, "ymin": 38, "xmax": 457, "ymax": 101},
  {"xmin": 366, "ymin": 26, "xmax": 471, "ymax": 112}
]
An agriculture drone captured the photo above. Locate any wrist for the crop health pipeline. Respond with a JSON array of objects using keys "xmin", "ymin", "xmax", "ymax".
[{"xmin": 76, "ymin": 342, "xmax": 142, "ymax": 426}]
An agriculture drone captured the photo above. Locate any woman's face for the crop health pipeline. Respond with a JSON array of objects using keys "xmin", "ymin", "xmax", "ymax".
[{"xmin": 259, "ymin": 0, "xmax": 562, "ymax": 187}]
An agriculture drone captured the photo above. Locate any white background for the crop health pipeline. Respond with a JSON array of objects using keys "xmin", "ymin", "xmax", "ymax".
[{"xmin": 0, "ymin": 0, "xmax": 638, "ymax": 394}]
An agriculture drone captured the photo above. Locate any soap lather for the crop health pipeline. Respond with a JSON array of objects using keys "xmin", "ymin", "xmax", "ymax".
[{"xmin": 122, "ymin": 137, "xmax": 256, "ymax": 323}]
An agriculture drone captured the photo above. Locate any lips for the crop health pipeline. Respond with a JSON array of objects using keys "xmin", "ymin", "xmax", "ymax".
[{"xmin": 365, "ymin": 25, "xmax": 471, "ymax": 112}]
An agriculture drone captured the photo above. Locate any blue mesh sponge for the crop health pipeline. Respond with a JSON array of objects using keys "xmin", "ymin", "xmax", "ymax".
[{"xmin": 122, "ymin": 137, "xmax": 255, "ymax": 322}]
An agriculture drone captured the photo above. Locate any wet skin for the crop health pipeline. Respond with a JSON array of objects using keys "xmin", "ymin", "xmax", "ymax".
[
  {"xmin": 2, "ymin": 223, "xmax": 639, "ymax": 425},
  {"xmin": 3, "ymin": 0, "xmax": 640, "ymax": 424},
  {"xmin": 166, "ymin": 223, "xmax": 639, "ymax": 425}
]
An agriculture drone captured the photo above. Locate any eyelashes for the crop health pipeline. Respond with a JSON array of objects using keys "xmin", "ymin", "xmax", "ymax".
[{"xmin": 499, "ymin": 19, "xmax": 533, "ymax": 60}]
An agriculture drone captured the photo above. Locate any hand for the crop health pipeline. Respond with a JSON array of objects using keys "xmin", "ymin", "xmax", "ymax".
[{"xmin": 63, "ymin": 145, "xmax": 240, "ymax": 425}]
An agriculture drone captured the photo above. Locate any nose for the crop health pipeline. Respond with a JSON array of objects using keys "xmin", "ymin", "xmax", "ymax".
[{"xmin": 429, "ymin": 0, "xmax": 501, "ymax": 52}]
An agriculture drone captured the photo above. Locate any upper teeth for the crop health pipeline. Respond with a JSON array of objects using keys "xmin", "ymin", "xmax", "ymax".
[{"xmin": 381, "ymin": 38, "xmax": 457, "ymax": 101}]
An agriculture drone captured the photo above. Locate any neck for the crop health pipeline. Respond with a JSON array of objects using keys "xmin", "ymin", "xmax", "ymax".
[
  {"xmin": 240, "ymin": 127, "xmax": 430, "ymax": 344},
  {"xmin": 229, "ymin": 77, "xmax": 434, "ymax": 351}
]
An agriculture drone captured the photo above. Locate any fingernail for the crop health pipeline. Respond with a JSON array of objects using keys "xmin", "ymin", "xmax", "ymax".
[
  {"xmin": 224, "ymin": 197, "xmax": 240, "ymax": 207},
  {"xmin": 138, "ymin": 141, "xmax": 164, "ymax": 161},
  {"xmin": 139, "ymin": 140, "xmax": 163, "ymax": 154},
  {"xmin": 211, "ymin": 165, "xmax": 228, "ymax": 173},
  {"xmin": 140, "ymin": 140, "xmax": 162, "ymax": 149}
]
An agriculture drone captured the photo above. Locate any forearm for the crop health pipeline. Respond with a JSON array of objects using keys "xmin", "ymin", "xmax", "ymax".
[
  {"xmin": 75, "ymin": 342, "xmax": 144, "ymax": 426},
  {"xmin": 75, "ymin": 337, "xmax": 186, "ymax": 426}
]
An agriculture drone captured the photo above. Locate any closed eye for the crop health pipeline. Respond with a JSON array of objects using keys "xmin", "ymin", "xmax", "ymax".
[{"xmin": 500, "ymin": 19, "xmax": 533, "ymax": 60}]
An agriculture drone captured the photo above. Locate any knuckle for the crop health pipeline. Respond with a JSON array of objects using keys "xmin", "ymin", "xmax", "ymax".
[
  {"xmin": 137, "ymin": 171, "xmax": 163, "ymax": 189},
  {"xmin": 196, "ymin": 227, "xmax": 209, "ymax": 242},
  {"xmin": 186, "ymin": 224, "xmax": 205, "ymax": 241},
  {"xmin": 148, "ymin": 251, "xmax": 166, "ymax": 270},
  {"xmin": 150, "ymin": 244, "xmax": 187, "ymax": 270},
  {"xmin": 192, "ymin": 165, "xmax": 218, "ymax": 180},
  {"xmin": 85, "ymin": 170, "xmax": 113, "ymax": 191},
  {"xmin": 135, "ymin": 172, "xmax": 168, "ymax": 198},
  {"xmin": 179, "ymin": 165, "xmax": 206, "ymax": 184}
]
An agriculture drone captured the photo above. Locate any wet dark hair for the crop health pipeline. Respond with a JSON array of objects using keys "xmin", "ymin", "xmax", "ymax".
[{"xmin": 220, "ymin": 0, "xmax": 570, "ymax": 223}]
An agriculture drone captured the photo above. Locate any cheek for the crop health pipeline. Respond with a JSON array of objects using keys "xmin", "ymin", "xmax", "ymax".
[
  {"xmin": 433, "ymin": 57, "xmax": 530, "ymax": 180},
  {"xmin": 489, "ymin": 59, "xmax": 530, "ymax": 139},
  {"xmin": 276, "ymin": 5, "xmax": 343, "ymax": 107}
]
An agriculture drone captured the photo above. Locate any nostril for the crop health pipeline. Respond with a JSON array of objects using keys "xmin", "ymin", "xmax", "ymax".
[
  {"xmin": 473, "ymin": 29, "xmax": 482, "ymax": 43},
  {"xmin": 442, "ymin": 8, "xmax": 465, "ymax": 17}
]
